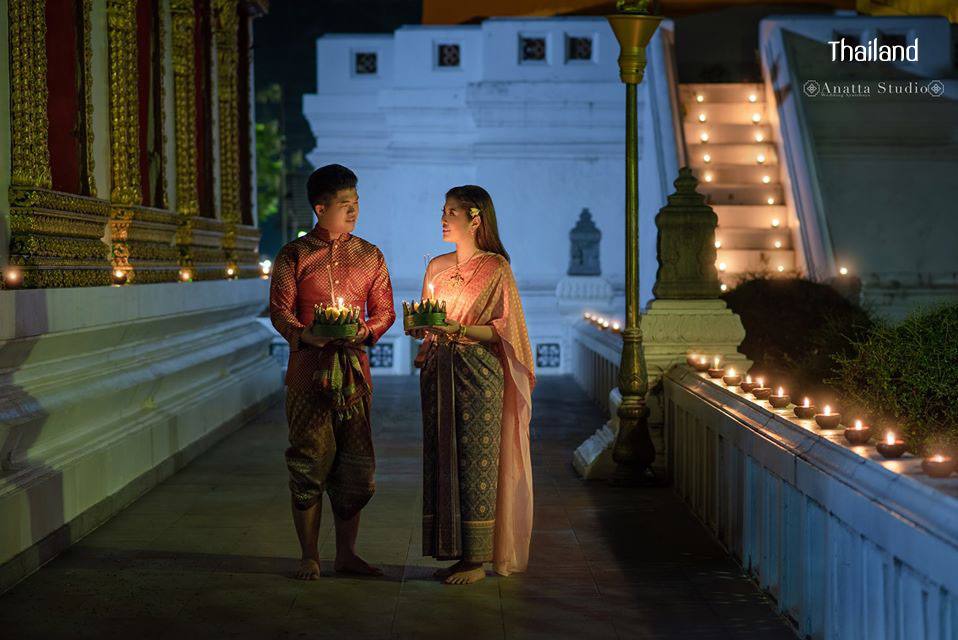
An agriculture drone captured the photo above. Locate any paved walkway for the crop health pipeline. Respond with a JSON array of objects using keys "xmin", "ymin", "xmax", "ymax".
[{"xmin": 1, "ymin": 376, "xmax": 794, "ymax": 639}]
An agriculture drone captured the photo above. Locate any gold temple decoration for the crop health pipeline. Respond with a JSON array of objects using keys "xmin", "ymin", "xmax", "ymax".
[
  {"xmin": 107, "ymin": 0, "xmax": 143, "ymax": 280},
  {"xmin": 8, "ymin": 0, "xmax": 52, "ymax": 189},
  {"xmin": 81, "ymin": 0, "xmax": 97, "ymax": 198},
  {"xmin": 170, "ymin": 0, "xmax": 199, "ymax": 272},
  {"xmin": 155, "ymin": 0, "xmax": 169, "ymax": 209},
  {"xmin": 606, "ymin": 6, "xmax": 662, "ymax": 484},
  {"xmin": 214, "ymin": 0, "xmax": 242, "ymax": 270}
]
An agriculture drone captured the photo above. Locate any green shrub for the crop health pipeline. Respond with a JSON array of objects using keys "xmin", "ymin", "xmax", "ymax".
[
  {"xmin": 722, "ymin": 277, "xmax": 873, "ymax": 401},
  {"xmin": 831, "ymin": 304, "xmax": 958, "ymax": 454}
]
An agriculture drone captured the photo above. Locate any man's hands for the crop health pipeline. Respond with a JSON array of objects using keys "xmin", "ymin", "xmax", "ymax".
[{"xmin": 300, "ymin": 323, "xmax": 370, "ymax": 348}]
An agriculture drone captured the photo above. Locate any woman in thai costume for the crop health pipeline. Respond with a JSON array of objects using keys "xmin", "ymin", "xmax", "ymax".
[{"xmin": 412, "ymin": 185, "xmax": 536, "ymax": 585}]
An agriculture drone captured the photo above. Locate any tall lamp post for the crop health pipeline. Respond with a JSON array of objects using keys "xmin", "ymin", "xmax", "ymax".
[{"xmin": 607, "ymin": 2, "xmax": 662, "ymax": 485}]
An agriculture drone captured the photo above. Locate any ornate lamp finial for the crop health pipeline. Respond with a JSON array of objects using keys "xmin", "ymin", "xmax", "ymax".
[{"xmin": 616, "ymin": 0, "xmax": 652, "ymax": 14}]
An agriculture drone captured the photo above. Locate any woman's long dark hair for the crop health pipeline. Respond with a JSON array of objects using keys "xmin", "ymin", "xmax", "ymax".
[{"xmin": 445, "ymin": 185, "xmax": 510, "ymax": 263}]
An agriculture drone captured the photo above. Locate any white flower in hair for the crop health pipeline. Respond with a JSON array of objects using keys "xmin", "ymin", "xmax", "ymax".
[{"xmin": 469, "ymin": 207, "xmax": 481, "ymax": 218}]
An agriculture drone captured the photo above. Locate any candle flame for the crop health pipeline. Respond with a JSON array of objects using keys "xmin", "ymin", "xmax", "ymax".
[
  {"xmin": 886, "ymin": 432, "xmax": 896, "ymax": 445},
  {"xmin": 713, "ymin": 356, "xmax": 720, "ymax": 367},
  {"xmin": 746, "ymin": 375, "xmax": 752, "ymax": 383},
  {"xmin": 777, "ymin": 387, "xmax": 784, "ymax": 396},
  {"xmin": 727, "ymin": 367, "xmax": 736, "ymax": 376},
  {"xmin": 428, "ymin": 283, "xmax": 435, "ymax": 298},
  {"xmin": 757, "ymin": 377, "xmax": 764, "ymax": 386},
  {"xmin": 699, "ymin": 356, "xmax": 707, "ymax": 364},
  {"xmin": 803, "ymin": 397, "xmax": 810, "ymax": 408},
  {"xmin": 337, "ymin": 296, "xmax": 344, "ymax": 309},
  {"xmin": 854, "ymin": 419, "xmax": 863, "ymax": 430},
  {"xmin": 823, "ymin": 405, "xmax": 831, "ymax": 416},
  {"xmin": 931, "ymin": 454, "xmax": 946, "ymax": 463}
]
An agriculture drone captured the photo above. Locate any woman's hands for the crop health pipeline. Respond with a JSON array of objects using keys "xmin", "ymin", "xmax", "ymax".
[{"xmin": 408, "ymin": 319, "xmax": 460, "ymax": 340}]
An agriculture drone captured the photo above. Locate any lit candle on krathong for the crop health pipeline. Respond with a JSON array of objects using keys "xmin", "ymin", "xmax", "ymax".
[
  {"xmin": 751, "ymin": 377, "xmax": 771, "ymax": 400},
  {"xmin": 312, "ymin": 298, "xmax": 361, "ymax": 338},
  {"xmin": 794, "ymin": 396, "xmax": 817, "ymax": 419},
  {"xmin": 693, "ymin": 355, "xmax": 710, "ymax": 372},
  {"xmin": 707, "ymin": 356, "xmax": 725, "ymax": 379},
  {"xmin": 922, "ymin": 453, "xmax": 956, "ymax": 478},
  {"xmin": 768, "ymin": 386, "xmax": 790, "ymax": 409},
  {"xmin": 722, "ymin": 367, "xmax": 742, "ymax": 386},
  {"xmin": 428, "ymin": 283, "xmax": 436, "ymax": 303},
  {"xmin": 876, "ymin": 431, "xmax": 907, "ymax": 459},
  {"xmin": 403, "ymin": 284, "xmax": 447, "ymax": 331},
  {"xmin": 844, "ymin": 419, "xmax": 872, "ymax": 445},
  {"xmin": 740, "ymin": 374, "xmax": 757, "ymax": 392},
  {"xmin": 814, "ymin": 404, "xmax": 841, "ymax": 430},
  {"xmin": 112, "ymin": 269, "xmax": 128, "ymax": 286}
]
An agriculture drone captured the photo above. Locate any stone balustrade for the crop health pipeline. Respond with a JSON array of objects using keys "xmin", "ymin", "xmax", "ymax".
[{"xmin": 665, "ymin": 365, "xmax": 958, "ymax": 639}]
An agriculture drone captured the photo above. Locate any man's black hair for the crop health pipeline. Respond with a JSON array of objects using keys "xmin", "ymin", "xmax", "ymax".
[{"xmin": 306, "ymin": 164, "xmax": 358, "ymax": 210}]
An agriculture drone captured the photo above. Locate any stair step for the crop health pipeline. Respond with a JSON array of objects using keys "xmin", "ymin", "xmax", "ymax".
[
  {"xmin": 689, "ymin": 164, "xmax": 780, "ymax": 185},
  {"xmin": 716, "ymin": 249, "xmax": 796, "ymax": 275},
  {"xmin": 713, "ymin": 227, "xmax": 792, "ymax": 251},
  {"xmin": 712, "ymin": 205, "xmax": 788, "ymax": 228},
  {"xmin": 684, "ymin": 123, "xmax": 773, "ymax": 145},
  {"xmin": 686, "ymin": 143, "xmax": 778, "ymax": 165},
  {"xmin": 700, "ymin": 183, "xmax": 784, "ymax": 207},
  {"xmin": 680, "ymin": 83, "xmax": 765, "ymax": 104},
  {"xmin": 682, "ymin": 103, "xmax": 771, "ymax": 126}
]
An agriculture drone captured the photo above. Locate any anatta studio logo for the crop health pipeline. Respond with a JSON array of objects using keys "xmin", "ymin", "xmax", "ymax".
[
  {"xmin": 828, "ymin": 37, "xmax": 919, "ymax": 62},
  {"xmin": 802, "ymin": 79, "xmax": 945, "ymax": 98}
]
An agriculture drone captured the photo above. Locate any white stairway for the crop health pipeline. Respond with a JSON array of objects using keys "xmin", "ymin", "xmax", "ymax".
[{"xmin": 679, "ymin": 83, "xmax": 797, "ymax": 289}]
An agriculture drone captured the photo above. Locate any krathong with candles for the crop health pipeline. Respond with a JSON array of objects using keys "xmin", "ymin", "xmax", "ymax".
[
  {"xmin": 722, "ymin": 367, "xmax": 742, "ymax": 386},
  {"xmin": 751, "ymin": 377, "xmax": 771, "ymax": 400},
  {"xmin": 311, "ymin": 297, "xmax": 361, "ymax": 338},
  {"xmin": 768, "ymin": 386, "xmax": 790, "ymax": 409},
  {"xmin": 876, "ymin": 431, "xmax": 907, "ymax": 459},
  {"xmin": 403, "ymin": 283, "xmax": 447, "ymax": 331},
  {"xmin": 794, "ymin": 397, "xmax": 816, "ymax": 419},
  {"xmin": 843, "ymin": 419, "xmax": 872, "ymax": 445},
  {"xmin": 740, "ymin": 374, "xmax": 757, "ymax": 392},
  {"xmin": 814, "ymin": 404, "xmax": 841, "ymax": 429},
  {"xmin": 707, "ymin": 356, "xmax": 725, "ymax": 379},
  {"xmin": 921, "ymin": 453, "xmax": 956, "ymax": 478}
]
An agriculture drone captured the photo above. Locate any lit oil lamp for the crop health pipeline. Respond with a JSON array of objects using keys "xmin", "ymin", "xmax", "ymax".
[
  {"xmin": 3, "ymin": 266, "xmax": 23, "ymax": 289},
  {"xmin": 814, "ymin": 405, "xmax": 841, "ymax": 430},
  {"xmin": 843, "ymin": 419, "xmax": 872, "ymax": 445},
  {"xmin": 178, "ymin": 268, "xmax": 193, "ymax": 282},
  {"xmin": 686, "ymin": 352, "xmax": 699, "ymax": 366},
  {"xmin": 921, "ymin": 453, "xmax": 956, "ymax": 478},
  {"xmin": 768, "ymin": 386, "xmax": 790, "ymax": 409},
  {"xmin": 707, "ymin": 356, "xmax": 725, "ymax": 379},
  {"xmin": 722, "ymin": 367, "xmax": 742, "ymax": 386},
  {"xmin": 751, "ymin": 377, "xmax": 771, "ymax": 400},
  {"xmin": 794, "ymin": 397, "xmax": 816, "ymax": 419},
  {"xmin": 693, "ymin": 355, "xmax": 710, "ymax": 373},
  {"xmin": 739, "ymin": 374, "xmax": 757, "ymax": 392},
  {"xmin": 111, "ymin": 268, "xmax": 129, "ymax": 286},
  {"xmin": 876, "ymin": 431, "xmax": 906, "ymax": 459},
  {"xmin": 259, "ymin": 260, "xmax": 272, "ymax": 279}
]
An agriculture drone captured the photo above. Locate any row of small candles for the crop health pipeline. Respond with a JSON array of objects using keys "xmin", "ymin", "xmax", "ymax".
[
  {"xmin": 583, "ymin": 312, "xmax": 621, "ymax": 333},
  {"xmin": 1, "ymin": 262, "xmax": 274, "ymax": 289},
  {"xmin": 689, "ymin": 353, "xmax": 956, "ymax": 479}
]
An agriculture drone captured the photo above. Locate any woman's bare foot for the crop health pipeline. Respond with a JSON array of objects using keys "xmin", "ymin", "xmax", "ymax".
[
  {"xmin": 295, "ymin": 558, "xmax": 321, "ymax": 581},
  {"xmin": 334, "ymin": 553, "xmax": 384, "ymax": 577},
  {"xmin": 433, "ymin": 560, "xmax": 468, "ymax": 579},
  {"xmin": 444, "ymin": 562, "xmax": 485, "ymax": 585}
]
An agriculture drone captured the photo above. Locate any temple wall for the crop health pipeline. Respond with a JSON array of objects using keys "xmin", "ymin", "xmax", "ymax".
[{"xmin": 0, "ymin": 0, "xmax": 280, "ymax": 592}]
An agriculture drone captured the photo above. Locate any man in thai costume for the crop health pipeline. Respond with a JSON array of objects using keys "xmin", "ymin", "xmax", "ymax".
[
  {"xmin": 411, "ymin": 185, "xmax": 536, "ymax": 585},
  {"xmin": 269, "ymin": 164, "xmax": 396, "ymax": 580}
]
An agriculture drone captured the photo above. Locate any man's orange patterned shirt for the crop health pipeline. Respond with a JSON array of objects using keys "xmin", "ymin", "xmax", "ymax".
[{"xmin": 269, "ymin": 225, "xmax": 396, "ymax": 390}]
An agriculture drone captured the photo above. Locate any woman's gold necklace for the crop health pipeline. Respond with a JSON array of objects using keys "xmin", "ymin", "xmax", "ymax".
[{"xmin": 449, "ymin": 247, "xmax": 479, "ymax": 288}]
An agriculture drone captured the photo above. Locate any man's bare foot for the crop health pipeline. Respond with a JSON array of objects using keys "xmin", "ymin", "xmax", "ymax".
[
  {"xmin": 334, "ymin": 553, "xmax": 384, "ymax": 577},
  {"xmin": 444, "ymin": 563, "xmax": 485, "ymax": 585},
  {"xmin": 433, "ymin": 560, "xmax": 468, "ymax": 579},
  {"xmin": 295, "ymin": 558, "xmax": 321, "ymax": 581}
]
